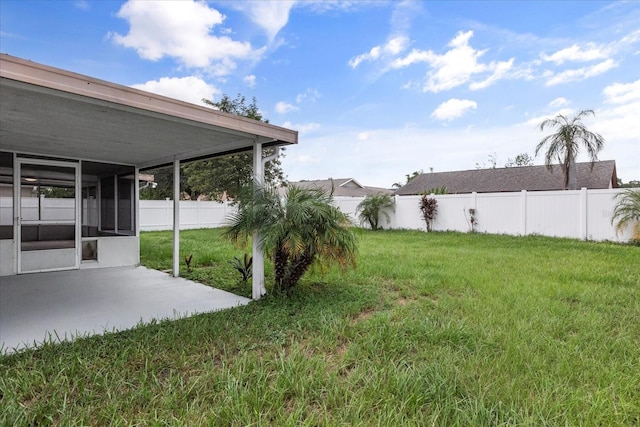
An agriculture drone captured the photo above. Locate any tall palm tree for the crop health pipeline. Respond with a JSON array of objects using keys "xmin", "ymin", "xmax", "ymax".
[
  {"xmin": 356, "ymin": 194, "xmax": 394, "ymax": 230},
  {"xmin": 226, "ymin": 183, "xmax": 357, "ymax": 294},
  {"xmin": 611, "ymin": 188, "xmax": 640, "ymax": 242},
  {"xmin": 535, "ymin": 110, "xmax": 605, "ymax": 190}
]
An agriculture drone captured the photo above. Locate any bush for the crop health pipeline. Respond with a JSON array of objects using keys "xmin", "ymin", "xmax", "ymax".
[{"xmin": 419, "ymin": 196, "xmax": 438, "ymax": 232}]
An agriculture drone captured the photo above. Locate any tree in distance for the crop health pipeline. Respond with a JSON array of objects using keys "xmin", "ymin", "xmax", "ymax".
[
  {"xmin": 535, "ymin": 110, "xmax": 605, "ymax": 190},
  {"xmin": 505, "ymin": 153, "xmax": 534, "ymax": 168}
]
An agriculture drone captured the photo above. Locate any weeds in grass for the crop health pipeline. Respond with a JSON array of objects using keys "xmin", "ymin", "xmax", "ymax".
[{"xmin": 228, "ymin": 253, "xmax": 253, "ymax": 284}]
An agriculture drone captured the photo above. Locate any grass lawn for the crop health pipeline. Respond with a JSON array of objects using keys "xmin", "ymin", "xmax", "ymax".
[{"xmin": 1, "ymin": 229, "xmax": 639, "ymax": 426}]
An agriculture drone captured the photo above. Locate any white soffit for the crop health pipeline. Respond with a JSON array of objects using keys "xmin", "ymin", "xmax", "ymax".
[{"xmin": 0, "ymin": 54, "xmax": 298, "ymax": 168}]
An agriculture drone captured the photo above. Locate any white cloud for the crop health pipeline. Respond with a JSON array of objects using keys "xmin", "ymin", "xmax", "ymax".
[
  {"xmin": 431, "ymin": 99, "xmax": 477, "ymax": 121},
  {"xmin": 295, "ymin": 88, "xmax": 321, "ymax": 104},
  {"xmin": 275, "ymin": 101, "xmax": 299, "ymax": 114},
  {"xmin": 110, "ymin": 1, "xmax": 262, "ymax": 74},
  {"xmin": 282, "ymin": 121, "xmax": 320, "ymax": 134},
  {"xmin": 357, "ymin": 131, "xmax": 372, "ymax": 141},
  {"xmin": 231, "ymin": 1, "xmax": 295, "ymax": 40},
  {"xmin": 541, "ymin": 43, "xmax": 609, "ymax": 64},
  {"xmin": 390, "ymin": 30, "xmax": 514, "ymax": 92},
  {"xmin": 244, "ymin": 75, "xmax": 256, "ymax": 87},
  {"xmin": 131, "ymin": 76, "xmax": 219, "ymax": 106},
  {"xmin": 469, "ymin": 58, "xmax": 514, "ymax": 90},
  {"xmin": 282, "ymin": 108, "xmax": 639, "ymax": 189},
  {"xmin": 603, "ymin": 79, "xmax": 640, "ymax": 104},
  {"xmin": 348, "ymin": 36, "xmax": 410, "ymax": 68},
  {"xmin": 522, "ymin": 108, "xmax": 574, "ymax": 127},
  {"xmin": 545, "ymin": 58, "xmax": 617, "ymax": 86},
  {"xmin": 549, "ymin": 97, "xmax": 570, "ymax": 108},
  {"xmin": 75, "ymin": 1, "xmax": 89, "ymax": 11},
  {"xmin": 294, "ymin": 154, "xmax": 320, "ymax": 164},
  {"xmin": 592, "ymin": 101, "xmax": 640, "ymax": 181}
]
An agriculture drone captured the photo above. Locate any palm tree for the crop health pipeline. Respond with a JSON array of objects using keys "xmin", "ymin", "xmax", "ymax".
[
  {"xmin": 535, "ymin": 110, "xmax": 605, "ymax": 190},
  {"xmin": 611, "ymin": 188, "xmax": 640, "ymax": 242},
  {"xmin": 356, "ymin": 194, "xmax": 394, "ymax": 230},
  {"xmin": 226, "ymin": 183, "xmax": 357, "ymax": 294}
]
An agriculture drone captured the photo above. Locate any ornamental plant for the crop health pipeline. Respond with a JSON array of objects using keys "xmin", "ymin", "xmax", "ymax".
[{"xmin": 419, "ymin": 195, "xmax": 438, "ymax": 232}]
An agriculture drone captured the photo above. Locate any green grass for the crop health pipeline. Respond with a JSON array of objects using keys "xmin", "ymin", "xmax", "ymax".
[{"xmin": 1, "ymin": 229, "xmax": 639, "ymax": 426}]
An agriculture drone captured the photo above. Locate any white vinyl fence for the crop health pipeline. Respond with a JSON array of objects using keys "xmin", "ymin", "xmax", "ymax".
[
  {"xmin": 140, "ymin": 199, "xmax": 233, "ymax": 231},
  {"xmin": 389, "ymin": 188, "xmax": 631, "ymax": 242},
  {"xmin": 139, "ymin": 188, "xmax": 633, "ymax": 242}
]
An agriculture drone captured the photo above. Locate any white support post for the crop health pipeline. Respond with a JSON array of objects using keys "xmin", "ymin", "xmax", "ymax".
[
  {"xmin": 252, "ymin": 140, "xmax": 266, "ymax": 300},
  {"xmin": 172, "ymin": 159, "xmax": 180, "ymax": 277},
  {"xmin": 134, "ymin": 167, "xmax": 140, "ymax": 239}
]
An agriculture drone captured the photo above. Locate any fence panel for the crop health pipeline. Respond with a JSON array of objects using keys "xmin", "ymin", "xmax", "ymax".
[
  {"xmin": 432, "ymin": 194, "xmax": 473, "ymax": 232},
  {"xmin": 139, "ymin": 200, "xmax": 233, "ymax": 231},
  {"xmin": 393, "ymin": 195, "xmax": 423, "ymax": 230},
  {"xmin": 475, "ymin": 193, "xmax": 521, "ymax": 235},
  {"xmin": 525, "ymin": 191, "xmax": 580, "ymax": 239},
  {"xmin": 585, "ymin": 189, "xmax": 624, "ymax": 241},
  {"xmin": 333, "ymin": 196, "xmax": 364, "ymax": 226},
  {"xmin": 138, "ymin": 188, "xmax": 633, "ymax": 242}
]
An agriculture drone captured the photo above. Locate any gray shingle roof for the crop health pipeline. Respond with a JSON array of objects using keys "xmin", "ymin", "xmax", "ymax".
[
  {"xmin": 286, "ymin": 178, "xmax": 393, "ymax": 197},
  {"xmin": 393, "ymin": 160, "xmax": 617, "ymax": 195}
]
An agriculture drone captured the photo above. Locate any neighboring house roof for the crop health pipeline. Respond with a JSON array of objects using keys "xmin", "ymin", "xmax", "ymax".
[
  {"xmin": 393, "ymin": 160, "xmax": 618, "ymax": 195},
  {"xmin": 286, "ymin": 178, "xmax": 393, "ymax": 197}
]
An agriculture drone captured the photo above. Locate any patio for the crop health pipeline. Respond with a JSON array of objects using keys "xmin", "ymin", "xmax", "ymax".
[{"xmin": 0, "ymin": 266, "xmax": 251, "ymax": 354}]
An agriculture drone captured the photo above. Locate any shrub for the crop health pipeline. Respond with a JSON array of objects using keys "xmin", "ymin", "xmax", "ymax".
[
  {"xmin": 611, "ymin": 188, "xmax": 640, "ymax": 243},
  {"xmin": 356, "ymin": 194, "xmax": 394, "ymax": 231},
  {"xmin": 419, "ymin": 196, "xmax": 438, "ymax": 232}
]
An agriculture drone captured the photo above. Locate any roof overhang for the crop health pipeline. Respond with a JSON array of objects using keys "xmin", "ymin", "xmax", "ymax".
[{"xmin": 0, "ymin": 54, "xmax": 298, "ymax": 169}]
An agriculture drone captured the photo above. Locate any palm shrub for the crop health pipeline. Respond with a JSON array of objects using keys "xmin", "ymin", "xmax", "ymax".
[
  {"xmin": 419, "ymin": 195, "xmax": 438, "ymax": 232},
  {"xmin": 535, "ymin": 110, "xmax": 605, "ymax": 190},
  {"xmin": 611, "ymin": 188, "xmax": 640, "ymax": 243},
  {"xmin": 356, "ymin": 194, "xmax": 394, "ymax": 230},
  {"xmin": 425, "ymin": 186, "xmax": 447, "ymax": 195},
  {"xmin": 226, "ymin": 183, "xmax": 357, "ymax": 294}
]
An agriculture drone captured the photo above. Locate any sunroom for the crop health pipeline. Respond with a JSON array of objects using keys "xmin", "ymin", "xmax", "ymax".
[{"xmin": 0, "ymin": 54, "xmax": 297, "ymax": 299}]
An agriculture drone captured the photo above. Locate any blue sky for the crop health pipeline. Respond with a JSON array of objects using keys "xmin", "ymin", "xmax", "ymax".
[{"xmin": 1, "ymin": 0, "xmax": 638, "ymax": 187}]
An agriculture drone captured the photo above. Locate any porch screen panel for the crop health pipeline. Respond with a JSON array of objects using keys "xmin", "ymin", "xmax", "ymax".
[
  {"xmin": 100, "ymin": 176, "xmax": 115, "ymax": 232},
  {"xmin": 0, "ymin": 152, "xmax": 12, "ymax": 240},
  {"xmin": 82, "ymin": 183, "xmax": 98, "ymax": 237},
  {"xmin": 117, "ymin": 175, "xmax": 135, "ymax": 234},
  {"xmin": 20, "ymin": 163, "xmax": 76, "ymax": 251}
]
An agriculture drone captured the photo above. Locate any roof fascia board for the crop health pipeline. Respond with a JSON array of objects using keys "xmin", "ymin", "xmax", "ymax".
[
  {"xmin": 138, "ymin": 140, "xmax": 283, "ymax": 170},
  {"xmin": 0, "ymin": 54, "xmax": 298, "ymax": 145}
]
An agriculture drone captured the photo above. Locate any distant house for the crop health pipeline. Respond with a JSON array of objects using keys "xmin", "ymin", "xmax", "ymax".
[
  {"xmin": 394, "ymin": 160, "xmax": 618, "ymax": 195},
  {"xmin": 286, "ymin": 178, "xmax": 392, "ymax": 197}
]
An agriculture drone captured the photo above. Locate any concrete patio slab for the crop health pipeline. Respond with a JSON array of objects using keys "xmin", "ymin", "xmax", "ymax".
[{"xmin": 0, "ymin": 266, "xmax": 251, "ymax": 354}]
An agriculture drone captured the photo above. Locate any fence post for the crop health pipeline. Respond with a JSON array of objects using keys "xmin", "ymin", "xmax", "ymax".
[
  {"xmin": 521, "ymin": 190, "xmax": 527, "ymax": 236},
  {"xmin": 394, "ymin": 195, "xmax": 399, "ymax": 229},
  {"xmin": 472, "ymin": 192, "xmax": 477, "ymax": 231},
  {"xmin": 165, "ymin": 198, "xmax": 172, "ymax": 230},
  {"xmin": 580, "ymin": 187, "xmax": 588, "ymax": 240}
]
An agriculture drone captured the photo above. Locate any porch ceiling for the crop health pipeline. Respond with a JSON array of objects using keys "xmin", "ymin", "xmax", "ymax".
[{"xmin": 0, "ymin": 55, "xmax": 297, "ymax": 168}]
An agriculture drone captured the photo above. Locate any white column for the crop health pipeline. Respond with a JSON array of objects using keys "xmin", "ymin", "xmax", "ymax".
[
  {"xmin": 134, "ymin": 167, "xmax": 140, "ymax": 264},
  {"xmin": 252, "ymin": 140, "xmax": 266, "ymax": 300},
  {"xmin": 173, "ymin": 159, "xmax": 180, "ymax": 277}
]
